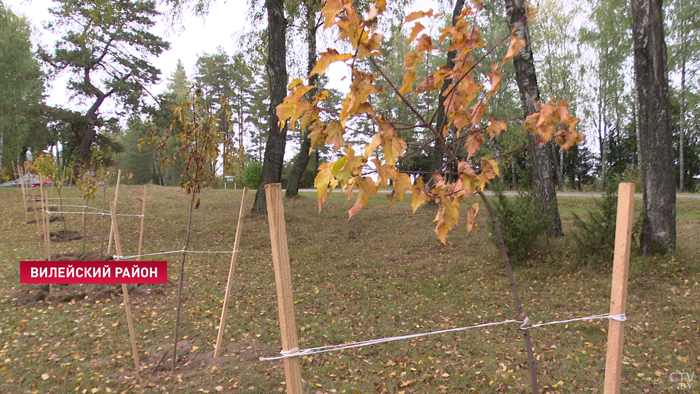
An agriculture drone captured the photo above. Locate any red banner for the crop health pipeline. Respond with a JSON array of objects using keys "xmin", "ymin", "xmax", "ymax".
[{"xmin": 20, "ymin": 261, "xmax": 168, "ymax": 284}]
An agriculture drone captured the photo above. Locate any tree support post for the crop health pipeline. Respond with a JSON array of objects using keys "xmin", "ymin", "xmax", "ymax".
[
  {"xmin": 265, "ymin": 184, "xmax": 304, "ymax": 394},
  {"xmin": 39, "ymin": 177, "xmax": 53, "ymax": 294},
  {"xmin": 107, "ymin": 169, "xmax": 122, "ymax": 255},
  {"xmin": 136, "ymin": 184, "xmax": 148, "ymax": 260},
  {"xmin": 603, "ymin": 183, "xmax": 635, "ymax": 393},
  {"xmin": 110, "ymin": 202, "xmax": 141, "ymax": 373},
  {"xmin": 214, "ymin": 187, "xmax": 248, "ymax": 358},
  {"xmin": 27, "ymin": 166, "xmax": 42, "ymax": 244},
  {"xmin": 15, "ymin": 163, "xmax": 28, "ymax": 222}
]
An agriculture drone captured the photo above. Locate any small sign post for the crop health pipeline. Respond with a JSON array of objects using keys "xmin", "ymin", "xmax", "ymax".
[{"xmin": 224, "ymin": 176, "xmax": 236, "ymax": 190}]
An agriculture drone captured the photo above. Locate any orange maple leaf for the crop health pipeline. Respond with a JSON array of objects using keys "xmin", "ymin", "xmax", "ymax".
[
  {"xmin": 434, "ymin": 197, "xmax": 460, "ymax": 244},
  {"xmin": 501, "ymin": 35, "xmax": 526, "ymax": 66},
  {"xmin": 484, "ymin": 62, "xmax": 501, "ymax": 100},
  {"xmin": 310, "ymin": 49, "xmax": 352, "ymax": 77},
  {"xmin": 486, "ymin": 115, "xmax": 507, "ymax": 138},
  {"xmin": 465, "ymin": 130, "xmax": 485, "ymax": 159},
  {"xmin": 407, "ymin": 22, "xmax": 425, "ymax": 43},
  {"xmin": 466, "ymin": 202, "xmax": 479, "ymax": 234},
  {"xmin": 348, "ymin": 176, "xmax": 378, "ymax": 218},
  {"xmin": 321, "ymin": 0, "xmax": 346, "ymax": 30},
  {"xmin": 404, "ymin": 9, "xmax": 439, "ymax": 24},
  {"xmin": 410, "ymin": 177, "xmax": 430, "ymax": 213}
]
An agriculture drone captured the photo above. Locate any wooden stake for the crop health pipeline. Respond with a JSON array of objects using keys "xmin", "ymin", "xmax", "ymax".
[
  {"xmin": 107, "ymin": 169, "xmax": 122, "ymax": 255},
  {"xmin": 39, "ymin": 177, "xmax": 51, "ymax": 261},
  {"xmin": 39, "ymin": 176, "xmax": 53, "ymax": 294},
  {"xmin": 110, "ymin": 202, "xmax": 141, "ymax": 373},
  {"xmin": 136, "ymin": 185, "xmax": 148, "ymax": 261},
  {"xmin": 214, "ymin": 187, "xmax": 248, "ymax": 358},
  {"xmin": 17, "ymin": 165, "xmax": 28, "ymax": 222},
  {"xmin": 603, "ymin": 183, "xmax": 635, "ymax": 394},
  {"xmin": 265, "ymin": 184, "xmax": 304, "ymax": 394},
  {"xmin": 27, "ymin": 168, "xmax": 42, "ymax": 244}
]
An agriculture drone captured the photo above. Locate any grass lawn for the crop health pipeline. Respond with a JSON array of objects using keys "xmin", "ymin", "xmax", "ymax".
[{"xmin": 0, "ymin": 185, "xmax": 698, "ymax": 393}]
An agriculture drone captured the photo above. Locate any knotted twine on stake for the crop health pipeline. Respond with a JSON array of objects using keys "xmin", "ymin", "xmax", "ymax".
[{"xmin": 261, "ymin": 313, "xmax": 627, "ymax": 361}]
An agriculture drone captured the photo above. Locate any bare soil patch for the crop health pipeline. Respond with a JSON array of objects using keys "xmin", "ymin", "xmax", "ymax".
[
  {"xmin": 26, "ymin": 215, "xmax": 64, "ymax": 224},
  {"xmin": 48, "ymin": 229, "xmax": 82, "ymax": 242}
]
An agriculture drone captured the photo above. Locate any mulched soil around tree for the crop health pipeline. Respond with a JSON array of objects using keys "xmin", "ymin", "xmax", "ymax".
[
  {"xmin": 26, "ymin": 215, "xmax": 64, "ymax": 224},
  {"xmin": 48, "ymin": 230, "xmax": 83, "ymax": 242}
]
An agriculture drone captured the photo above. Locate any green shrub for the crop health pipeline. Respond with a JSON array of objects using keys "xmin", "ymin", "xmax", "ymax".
[
  {"xmin": 490, "ymin": 187, "xmax": 549, "ymax": 265},
  {"xmin": 242, "ymin": 162, "xmax": 262, "ymax": 188},
  {"xmin": 571, "ymin": 188, "xmax": 617, "ymax": 266}
]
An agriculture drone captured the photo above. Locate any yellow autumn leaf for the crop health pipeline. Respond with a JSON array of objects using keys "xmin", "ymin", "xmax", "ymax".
[
  {"xmin": 309, "ymin": 50, "xmax": 353, "ymax": 77},
  {"xmin": 399, "ymin": 69, "xmax": 417, "ymax": 95},
  {"xmin": 434, "ymin": 197, "xmax": 460, "ymax": 244},
  {"xmin": 321, "ymin": 0, "xmax": 345, "ymax": 30},
  {"xmin": 406, "ymin": 22, "xmax": 425, "ymax": 43},
  {"xmin": 501, "ymin": 34, "xmax": 526, "ymax": 66},
  {"xmin": 480, "ymin": 158, "xmax": 500, "ymax": 180},
  {"xmin": 410, "ymin": 177, "xmax": 430, "ymax": 213},
  {"xmin": 486, "ymin": 115, "xmax": 507, "ymax": 138},
  {"xmin": 393, "ymin": 172, "xmax": 412, "ymax": 201},
  {"xmin": 484, "ymin": 62, "xmax": 501, "ymax": 100},
  {"xmin": 314, "ymin": 162, "xmax": 336, "ymax": 212},
  {"xmin": 467, "ymin": 202, "xmax": 479, "ymax": 234},
  {"xmin": 348, "ymin": 177, "xmax": 378, "ymax": 218}
]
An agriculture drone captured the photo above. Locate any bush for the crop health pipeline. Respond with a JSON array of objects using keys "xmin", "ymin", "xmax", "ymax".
[
  {"xmin": 571, "ymin": 187, "xmax": 617, "ymax": 266},
  {"xmin": 490, "ymin": 186, "xmax": 549, "ymax": 265},
  {"xmin": 242, "ymin": 162, "xmax": 262, "ymax": 188}
]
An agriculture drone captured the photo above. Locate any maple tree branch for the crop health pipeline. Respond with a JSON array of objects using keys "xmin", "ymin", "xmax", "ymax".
[
  {"xmin": 397, "ymin": 137, "xmax": 439, "ymax": 164},
  {"xmin": 490, "ymin": 140, "xmax": 539, "ymax": 161},
  {"xmin": 399, "ymin": 169, "xmax": 458, "ymax": 176},
  {"xmin": 369, "ymin": 57, "xmax": 430, "ymax": 129},
  {"xmin": 368, "ymin": 56, "xmax": 459, "ymax": 167},
  {"xmin": 429, "ymin": 16, "xmax": 527, "ymax": 133}
]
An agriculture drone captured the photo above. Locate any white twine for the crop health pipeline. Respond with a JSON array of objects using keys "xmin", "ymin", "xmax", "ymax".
[
  {"xmin": 42, "ymin": 209, "xmax": 143, "ymax": 217},
  {"xmin": 260, "ymin": 319, "xmax": 518, "ymax": 361},
  {"xmin": 518, "ymin": 313, "xmax": 627, "ymax": 330},
  {"xmin": 56, "ymin": 205, "xmax": 106, "ymax": 211},
  {"xmin": 114, "ymin": 250, "xmax": 239, "ymax": 260},
  {"xmin": 260, "ymin": 313, "xmax": 628, "ymax": 361},
  {"xmin": 30, "ymin": 197, "xmax": 84, "ymax": 201}
]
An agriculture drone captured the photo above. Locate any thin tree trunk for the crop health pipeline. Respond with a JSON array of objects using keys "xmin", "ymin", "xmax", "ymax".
[
  {"xmin": 679, "ymin": 60, "xmax": 686, "ymax": 192},
  {"xmin": 596, "ymin": 86, "xmax": 606, "ymax": 191},
  {"xmin": 252, "ymin": 0, "xmax": 288, "ymax": 214},
  {"xmin": 286, "ymin": 0, "xmax": 319, "ymax": 198},
  {"xmin": 0, "ymin": 126, "xmax": 4, "ymax": 178},
  {"xmin": 479, "ymin": 192, "xmax": 538, "ymax": 394},
  {"xmin": 504, "ymin": 0, "xmax": 563, "ymax": 238},
  {"xmin": 558, "ymin": 147, "xmax": 564, "ymax": 191},
  {"xmin": 172, "ymin": 194, "xmax": 196, "ymax": 371},
  {"xmin": 100, "ymin": 186, "xmax": 107, "ymax": 254},
  {"xmin": 632, "ymin": 0, "xmax": 676, "ymax": 254}
]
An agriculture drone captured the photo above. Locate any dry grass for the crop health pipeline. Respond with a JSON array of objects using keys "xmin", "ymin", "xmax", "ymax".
[{"xmin": 0, "ymin": 185, "xmax": 698, "ymax": 393}]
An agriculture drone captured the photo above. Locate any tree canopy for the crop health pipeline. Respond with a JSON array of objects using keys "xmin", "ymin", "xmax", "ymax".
[
  {"xmin": 0, "ymin": 1, "xmax": 47, "ymax": 180},
  {"xmin": 40, "ymin": 0, "xmax": 169, "ymax": 176}
]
